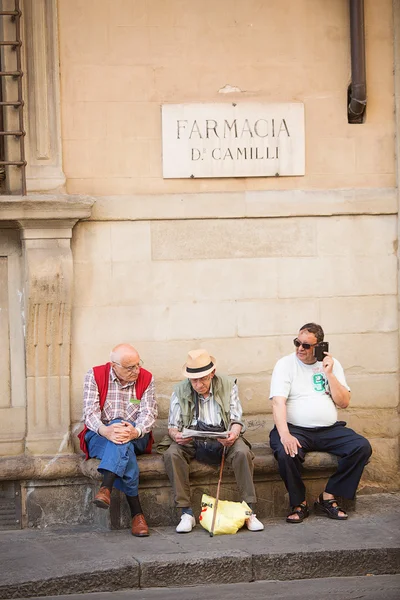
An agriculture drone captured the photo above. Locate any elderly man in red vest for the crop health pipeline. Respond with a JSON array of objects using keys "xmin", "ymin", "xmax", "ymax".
[{"xmin": 79, "ymin": 343, "xmax": 158, "ymax": 537}]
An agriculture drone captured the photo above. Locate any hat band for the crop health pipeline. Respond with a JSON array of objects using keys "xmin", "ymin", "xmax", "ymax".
[{"xmin": 186, "ymin": 361, "xmax": 214, "ymax": 374}]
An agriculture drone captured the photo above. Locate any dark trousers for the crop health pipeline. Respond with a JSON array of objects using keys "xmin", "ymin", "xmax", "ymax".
[{"xmin": 269, "ymin": 421, "xmax": 372, "ymax": 507}]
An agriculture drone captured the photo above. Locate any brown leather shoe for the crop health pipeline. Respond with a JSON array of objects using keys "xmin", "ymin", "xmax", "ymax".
[
  {"xmin": 131, "ymin": 513, "xmax": 149, "ymax": 537},
  {"xmin": 93, "ymin": 486, "xmax": 111, "ymax": 509}
]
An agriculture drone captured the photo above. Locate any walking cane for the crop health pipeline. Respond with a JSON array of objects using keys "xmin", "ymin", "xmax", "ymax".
[{"xmin": 210, "ymin": 446, "xmax": 227, "ymax": 537}]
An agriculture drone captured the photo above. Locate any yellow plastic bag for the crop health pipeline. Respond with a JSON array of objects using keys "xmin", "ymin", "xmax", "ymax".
[{"xmin": 199, "ymin": 493, "xmax": 251, "ymax": 535}]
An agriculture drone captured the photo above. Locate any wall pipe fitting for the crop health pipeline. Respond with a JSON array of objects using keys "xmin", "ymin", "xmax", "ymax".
[{"xmin": 348, "ymin": 0, "xmax": 367, "ymax": 123}]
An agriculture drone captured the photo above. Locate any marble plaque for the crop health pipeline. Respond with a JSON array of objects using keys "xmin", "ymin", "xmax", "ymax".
[{"xmin": 162, "ymin": 102, "xmax": 305, "ymax": 178}]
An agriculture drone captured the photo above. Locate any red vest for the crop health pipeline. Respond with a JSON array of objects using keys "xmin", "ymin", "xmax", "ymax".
[{"xmin": 78, "ymin": 362, "xmax": 153, "ymax": 459}]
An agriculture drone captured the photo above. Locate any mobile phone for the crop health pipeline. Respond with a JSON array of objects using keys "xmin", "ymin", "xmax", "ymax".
[{"xmin": 314, "ymin": 342, "xmax": 329, "ymax": 362}]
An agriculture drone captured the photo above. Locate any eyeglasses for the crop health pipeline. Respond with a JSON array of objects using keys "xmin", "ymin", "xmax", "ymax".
[
  {"xmin": 113, "ymin": 360, "xmax": 143, "ymax": 373},
  {"xmin": 293, "ymin": 339, "xmax": 318, "ymax": 350}
]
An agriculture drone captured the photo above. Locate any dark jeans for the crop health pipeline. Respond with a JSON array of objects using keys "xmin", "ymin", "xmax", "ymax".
[{"xmin": 269, "ymin": 421, "xmax": 372, "ymax": 507}]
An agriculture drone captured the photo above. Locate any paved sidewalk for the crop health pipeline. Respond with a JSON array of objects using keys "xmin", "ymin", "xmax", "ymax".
[{"xmin": 0, "ymin": 493, "xmax": 399, "ymax": 599}]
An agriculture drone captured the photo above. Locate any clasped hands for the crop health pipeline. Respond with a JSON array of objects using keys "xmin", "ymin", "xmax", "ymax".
[{"xmin": 99, "ymin": 421, "xmax": 139, "ymax": 444}]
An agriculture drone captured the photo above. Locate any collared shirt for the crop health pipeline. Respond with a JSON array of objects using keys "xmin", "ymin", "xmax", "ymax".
[
  {"xmin": 168, "ymin": 382, "xmax": 242, "ymax": 430},
  {"xmin": 83, "ymin": 367, "xmax": 158, "ymax": 436}
]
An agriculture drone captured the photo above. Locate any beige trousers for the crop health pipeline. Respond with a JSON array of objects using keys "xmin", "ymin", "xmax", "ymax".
[{"xmin": 163, "ymin": 437, "xmax": 257, "ymax": 508}]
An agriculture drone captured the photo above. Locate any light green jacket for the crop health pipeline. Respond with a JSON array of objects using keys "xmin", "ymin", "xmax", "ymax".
[{"xmin": 157, "ymin": 374, "xmax": 244, "ymax": 454}]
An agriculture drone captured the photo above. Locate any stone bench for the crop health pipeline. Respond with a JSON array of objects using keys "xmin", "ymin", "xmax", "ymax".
[
  {"xmin": 80, "ymin": 445, "xmax": 341, "ymax": 528},
  {"xmin": 0, "ymin": 447, "xmax": 347, "ymax": 529}
]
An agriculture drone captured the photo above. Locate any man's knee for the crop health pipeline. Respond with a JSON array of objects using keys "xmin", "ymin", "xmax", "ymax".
[
  {"xmin": 229, "ymin": 443, "xmax": 253, "ymax": 470},
  {"xmin": 357, "ymin": 437, "xmax": 372, "ymax": 461},
  {"xmin": 232, "ymin": 444, "xmax": 251, "ymax": 461},
  {"xmin": 163, "ymin": 445, "xmax": 176, "ymax": 464},
  {"xmin": 273, "ymin": 444, "xmax": 291, "ymax": 463},
  {"xmin": 164, "ymin": 443, "xmax": 186, "ymax": 465}
]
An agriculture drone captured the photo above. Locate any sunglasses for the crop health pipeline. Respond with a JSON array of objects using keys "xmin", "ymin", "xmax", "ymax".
[{"xmin": 293, "ymin": 338, "xmax": 318, "ymax": 350}]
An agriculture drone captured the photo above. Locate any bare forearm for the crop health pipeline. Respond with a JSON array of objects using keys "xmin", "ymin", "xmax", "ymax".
[
  {"xmin": 327, "ymin": 376, "xmax": 350, "ymax": 408},
  {"xmin": 272, "ymin": 398, "xmax": 290, "ymax": 437},
  {"xmin": 322, "ymin": 354, "xmax": 350, "ymax": 409},
  {"xmin": 272, "ymin": 396, "xmax": 302, "ymax": 456}
]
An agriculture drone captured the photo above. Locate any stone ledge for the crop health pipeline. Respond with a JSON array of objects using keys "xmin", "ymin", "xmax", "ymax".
[
  {"xmin": 0, "ymin": 454, "xmax": 83, "ymax": 481},
  {"xmin": 0, "ymin": 448, "xmax": 340, "ymax": 527},
  {"xmin": 90, "ymin": 188, "xmax": 398, "ymax": 221},
  {"xmin": 81, "ymin": 446, "xmax": 338, "ymax": 481},
  {"xmin": 0, "ymin": 446, "xmax": 338, "ymax": 482},
  {"xmin": 0, "ymin": 194, "xmax": 95, "ymax": 221}
]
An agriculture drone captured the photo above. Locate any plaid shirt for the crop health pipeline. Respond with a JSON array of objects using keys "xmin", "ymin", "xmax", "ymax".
[
  {"xmin": 168, "ymin": 382, "xmax": 243, "ymax": 430},
  {"xmin": 83, "ymin": 367, "xmax": 157, "ymax": 436}
]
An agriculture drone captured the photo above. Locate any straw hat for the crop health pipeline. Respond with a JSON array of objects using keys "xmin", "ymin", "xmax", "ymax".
[{"xmin": 182, "ymin": 349, "xmax": 216, "ymax": 379}]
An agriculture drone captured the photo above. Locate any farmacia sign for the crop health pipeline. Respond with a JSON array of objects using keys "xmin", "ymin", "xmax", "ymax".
[{"xmin": 162, "ymin": 103, "xmax": 305, "ymax": 178}]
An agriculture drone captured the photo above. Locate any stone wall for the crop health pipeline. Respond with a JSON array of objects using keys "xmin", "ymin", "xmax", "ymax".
[
  {"xmin": 59, "ymin": 0, "xmax": 395, "ymax": 194},
  {"xmin": 63, "ymin": 0, "xmax": 399, "ymax": 493},
  {"xmin": 0, "ymin": 0, "xmax": 399, "ymax": 529},
  {"xmin": 0, "ymin": 227, "xmax": 25, "ymax": 456},
  {"xmin": 70, "ymin": 206, "xmax": 399, "ymax": 492}
]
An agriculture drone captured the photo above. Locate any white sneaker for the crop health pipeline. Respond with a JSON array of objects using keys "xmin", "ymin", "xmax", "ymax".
[
  {"xmin": 246, "ymin": 514, "xmax": 264, "ymax": 531},
  {"xmin": 176, "ymin": 513, "xmax": 196, "ymax": 533}
]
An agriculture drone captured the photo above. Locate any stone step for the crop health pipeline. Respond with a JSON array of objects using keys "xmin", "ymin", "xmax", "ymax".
[{"xmin": 0, "ymin": 493, "xmax": 398, "ymax": 599}]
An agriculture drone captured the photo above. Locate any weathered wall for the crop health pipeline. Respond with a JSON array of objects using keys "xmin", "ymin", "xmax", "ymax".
[
  {"xmin": 59, "ymin": 0, "xmax": 395, "ymax": 194},
  {"xmin": 1, "ymin": 0, "xmax": 397, "ymax": 509},
  {"xmin": 55, "ymin": 0, "xmax": 400, "ymax": 493},
  {"xmin": 0, "ymin": 228, "xmax": 25, "ymax": 456},
  {"xmin": 70, "ymin": 212, "xmax": 399, "ymax": 490}
]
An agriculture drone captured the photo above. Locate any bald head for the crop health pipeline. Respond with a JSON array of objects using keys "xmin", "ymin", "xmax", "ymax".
[
  {"xmin": 110, "ymin": 344, "xmax": 139, "ymax": 364},
  {"xmin": 110, "ymin": 344, "xmax": 142, "ymax": 384}
]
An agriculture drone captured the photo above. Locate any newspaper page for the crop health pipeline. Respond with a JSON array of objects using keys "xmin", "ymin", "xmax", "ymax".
[{"xmin": 181, "ymin": 427, "xmax": 229, "ymax": 439}]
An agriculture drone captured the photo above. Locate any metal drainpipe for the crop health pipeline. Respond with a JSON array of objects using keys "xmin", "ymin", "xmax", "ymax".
[{"xmin": 348, "ymin": 0, "xmax": 367, "ymax": 123}]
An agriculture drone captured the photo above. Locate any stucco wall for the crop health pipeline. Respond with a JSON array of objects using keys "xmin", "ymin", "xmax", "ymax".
[
  {"xmin": 59, "ymin": 0, "xmax": 395, "ymax": 195},
  {"xmin": 70, "ymin": 212, "xmax": 399, "ymax": 489},
  {"xmin": 58, "ymin": 0, "xmax": 399, "ymax": 491}
]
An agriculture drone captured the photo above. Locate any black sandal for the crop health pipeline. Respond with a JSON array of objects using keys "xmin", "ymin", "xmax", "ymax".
[
  {"xmin": 314, "ymin": 493, "xmax": 348, "ymax": 520},
  {"xmin": 286, "ymin": 502, "xmax": 309, "ymax": 524}
]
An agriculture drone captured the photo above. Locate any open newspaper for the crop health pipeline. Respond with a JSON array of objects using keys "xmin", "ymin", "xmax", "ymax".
[{"xmin": 181, "ymin": 427, "xmax": 229, "ymax": 439}]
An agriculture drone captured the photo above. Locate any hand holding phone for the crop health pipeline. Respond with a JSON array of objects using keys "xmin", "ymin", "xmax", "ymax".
[{"xmin": 314, "ymin": 341, "xmax": 329, "ymax": 362}]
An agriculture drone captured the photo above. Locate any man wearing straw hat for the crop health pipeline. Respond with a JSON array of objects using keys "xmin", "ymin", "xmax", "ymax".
[{"xmin": 161, "ymin": 349, "xmax": 264, "ymax": 533}]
